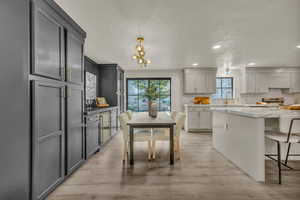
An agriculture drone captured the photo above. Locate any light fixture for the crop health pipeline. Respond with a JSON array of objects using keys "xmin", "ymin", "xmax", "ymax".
[
  {"xmin": 192, "ymin": 63, "xmax": 199, "ymax": 66},
  {"xmin": 132, "ymin": 37, "xmax": 151, "ymax": 68},
  {"xmin": 247, "ymin": 62, "xmax": 256, "ymax": 66},
  {"xmin": 296, "ymin": 45, "xmax": 300, "ymax": 49},
  {"xmin": 212, "ymin": 44, "xmax": 222, "ymax": 50}
]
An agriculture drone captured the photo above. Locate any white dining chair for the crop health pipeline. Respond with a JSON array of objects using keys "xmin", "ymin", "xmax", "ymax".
[
  {"xmin": 151, "ymin": 112, "xmax": 186, "ymax": 160},
  {"xmin": 119, "ymin": 112, "xmax": 152, "ymax": 162},
  {"xmin": 126, "ymin": 110, "xmax": 133, "ymax": 120},
  {"xmin": 265, "ymin": 115, "xmax": 300, "ymax": 184}
]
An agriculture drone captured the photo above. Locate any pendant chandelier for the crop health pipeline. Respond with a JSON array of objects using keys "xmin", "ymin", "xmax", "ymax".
[{"xmin": 132, "ymin": 37, "xmax": 151, "ymax": 67}]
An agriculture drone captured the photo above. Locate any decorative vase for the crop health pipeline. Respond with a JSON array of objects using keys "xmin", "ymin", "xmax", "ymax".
[{"xmin": 148, "ymin": 101, "xmax": 157, "ymax": 118}]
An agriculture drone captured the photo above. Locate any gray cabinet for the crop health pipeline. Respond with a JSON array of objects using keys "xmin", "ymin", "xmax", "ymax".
[
  {"xmin": 66, "ymin": 31, "xmax": 84, "ymax": 85},
  {"xmin": 0, "ymin": 0, "xmax": 30, "ymax": 199},
  {"xmin": 85, "ymin": 114, "xmax": 100, "ymax": 158},
  {"xmin": 100, "ymin": 111, "xmax": 111, "ymax": 145},
  {"xmin": 66, "ymin": 85, "xmax": 85, "ymax": 174},
  {"xmin": 98, "ymin": 64, "xmax": 125, "ymax": 113},
  {"xmin": 110, "ymin": 108, "xmax": 118, "ymax": 136},
  {"xmin": 31, "ymin": 81, "xmax": 65, "ymax": 200},
  {"xmin": 31, "ymin": 0, "xmax": 65, "ymax": 80}
]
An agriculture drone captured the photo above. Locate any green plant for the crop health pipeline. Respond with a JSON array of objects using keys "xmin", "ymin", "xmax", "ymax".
[
  {"xmin": 141, "ymin": 84, "xmax": 159, "ymax": 102},
  {"xmin": 139, "ymin": 81, "xmax": 169, "ymax": 102}
]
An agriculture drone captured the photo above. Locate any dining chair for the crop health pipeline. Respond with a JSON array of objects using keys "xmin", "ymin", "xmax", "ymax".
[
  {"xmin": 119, "ymin": 113, "xmax": 152, "ymax": 162},
  {"xmin": 126, "ymin": 110, "xmax": 133, "ymax": 120},
  {"xmin": 151, "ymin": 112, "xmax": 186, "ymax": 160},
  {"xmin": 265, "ymin": 116, "xmax": 300, "ymax": 184}
]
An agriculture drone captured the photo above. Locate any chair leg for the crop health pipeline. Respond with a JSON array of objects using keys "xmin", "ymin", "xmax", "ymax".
[
  {"xmin": 285, "ymin": 143, "xmax": 291, "ymax": 165},
  {"xmin": 177, "ymin": 139, "xmax": 181, "ymax": 160},
  {"xmin": 174, "ymin": 139, "xmax": 178, "ymax": 152},
  {"xmin": 148, "ymin": 140, "xmax": 152, "ymax": 160},
  {"xmin": 277, "ymin": 141, "xmax": 282, "ymax": 184},
  {"xmin": 123, "ymin": 142, "xmax": 128, "ymax": 162},
  {"xmin": 152, "ymin": 140, "xmax": 156, "ymax": 160}
]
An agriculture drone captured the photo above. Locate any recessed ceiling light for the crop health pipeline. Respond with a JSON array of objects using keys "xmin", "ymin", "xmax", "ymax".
[
  {"xmin": 192, "ymin": 63, "xmax": 199, "ymax": 66},
  {"xmin": 247, "ymin": 62, "xmax": 256, "ymax": 66},
  {"xmin": 296, "ymin": 45, "xmax": 300, "ymax": 49},
  {"xmin": 212, "ymin": 45, "xmax": 222, "ymax": 50}
]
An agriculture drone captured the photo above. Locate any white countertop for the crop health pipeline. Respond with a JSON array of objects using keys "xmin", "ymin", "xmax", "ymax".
[
  {"xmin": 211, "ymin": 107, "xmax": 300, "ymax": 118},
  {"xmin": 184, "ymin": 104, "xmax": 278, "ymax": 108}
]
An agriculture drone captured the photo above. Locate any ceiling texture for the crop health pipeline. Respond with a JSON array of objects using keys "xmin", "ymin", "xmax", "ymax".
[{"xmin": 55, "ymin": 0, "xmax": 300, "ymax": 70}]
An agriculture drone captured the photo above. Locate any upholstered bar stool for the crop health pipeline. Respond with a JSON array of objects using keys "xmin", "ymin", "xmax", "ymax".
[{"xmin": 265, "ymin": 116, "xmax": 300, "ymax": 184}]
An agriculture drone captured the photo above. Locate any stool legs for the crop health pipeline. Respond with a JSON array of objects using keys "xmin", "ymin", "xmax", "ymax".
[
  {"xmin": 277, "ymin": 141, "xmax": 282, "ymax": 184},
  {"xmin": 285, "ymin": 143, "xmax": 291, "ymax": 165}
]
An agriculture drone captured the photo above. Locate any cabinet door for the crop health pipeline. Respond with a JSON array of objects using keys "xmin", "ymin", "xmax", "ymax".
[
  {"xmin": 255, "ymin": 72, "xmax": 268, "ymax": 93},
  {"xmin": 199, "ymin": 111, "xmax": 212, "ymax": 129},
  {"xmin": 290, "ymin": 72, "xmax": 300, "ymax": 93},
  {"xmin": 195, "ymin": 71, "xmax": 207, "ymax": 93},
  {"xmin": 269, "ymin": 72, "xmax": 289, "ymax": 88},
  {"xmin": 86, "ymin": 118, "xmax": 100, "ymax": 158},
  {"xmin": 110, "ymin": 108, "xmax": 118, "ymax": 136},
  {"xmin": 32, "ymin": 1, "xmax": 64, "ymax": 80},
  {"xmin": 66, "ymin": 31, "xmax": 84, "ymax": 84},
  {"xmin": 66, "ymin": 86, "xmax": 84, "ymax": 174},
  {"xmin": 32, "ymin": 81, "xmax": 65, "ymax": 200},
  {"xmin": 119, "ymin": 70, "xmax": 125, "ymax": 113},
  {"xmin": 100, "ymin": 111, "xmax": 111, "ymax": 144},
  {"xmin": 184, "ymin": 69, "xmax": 197, "ymax": 94},
  {"xmin": 205, "ymin": 71, "xmax": 216, "ymax": 93},
  {"xmin": 246, "ymin": 72, "xmax": 256, "ymax": 93},
  {"xmin": 188, "ymin": 111, "xmax": 201, "ymax": 130}
]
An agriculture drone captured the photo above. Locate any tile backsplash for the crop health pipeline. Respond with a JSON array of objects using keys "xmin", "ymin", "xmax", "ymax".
[{"xmin": 240, "ymin": 89, "xmax": 297, "ymax": 105}]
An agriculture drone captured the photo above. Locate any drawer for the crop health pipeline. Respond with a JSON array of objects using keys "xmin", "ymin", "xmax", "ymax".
[{"xmin": 187, "ymin": 107, "xmax": 211, "ymax": 112}]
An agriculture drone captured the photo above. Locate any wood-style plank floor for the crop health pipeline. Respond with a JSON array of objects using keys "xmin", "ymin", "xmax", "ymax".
[{"xmin": 48, "ymin": 132, "xmax": 300, "ymax": 200}]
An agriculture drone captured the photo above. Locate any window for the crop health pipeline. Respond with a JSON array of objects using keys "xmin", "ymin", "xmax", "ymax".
[
  {"xmin": 85, "ymin": 72, "xmax": 97, "ymax": 100},
  {"xmin": 212, "ymin": 77, "xmax": 233, "ymax": 99},
  {"xmin": 127, "ymin": 78, "xmax": 171, "ymax": 112}
]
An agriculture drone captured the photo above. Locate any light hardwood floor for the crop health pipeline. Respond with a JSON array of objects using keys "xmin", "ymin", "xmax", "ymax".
[{"xmin": 48, "ymin": 132, "xmax": 300, "ymax": 200}]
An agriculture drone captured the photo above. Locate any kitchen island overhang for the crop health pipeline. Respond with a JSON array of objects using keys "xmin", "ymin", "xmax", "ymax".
[{"xmin": 211, "ymin": 107, "xmax": 300, "ymax": 182}]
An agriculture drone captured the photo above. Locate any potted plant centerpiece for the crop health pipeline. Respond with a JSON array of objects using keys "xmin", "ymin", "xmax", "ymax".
[{"xmin": 142, "ymin": 84, "xmax": 159, "ymax": 118}]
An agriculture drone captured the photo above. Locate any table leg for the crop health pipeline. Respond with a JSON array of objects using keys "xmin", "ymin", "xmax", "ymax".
[
  {"xmin": 170, "ymin": 125, "xmax": 174, "ymax": 165},
  {"xmin": 130, "ymin": 126, "xmax": 134, "ymax": 165}
]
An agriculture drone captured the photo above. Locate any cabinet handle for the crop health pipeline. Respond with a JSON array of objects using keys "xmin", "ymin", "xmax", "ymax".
[
  {"xmin": 67, "ymin": 88, "xmax": 71, "ymax": 98},
  {"xmin": 61, "ymin": 89, "xmax": 66, "ymax": 98},
  {"xmin": 67, "ymin": 68, "xmax": 72, "ymax": 81},
  {"xmin": 60, "ymin": 67, "xmax": 65, "ymax": 80}
]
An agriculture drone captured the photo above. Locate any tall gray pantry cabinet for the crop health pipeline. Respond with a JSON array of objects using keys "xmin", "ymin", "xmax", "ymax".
[
  {"xmin": 0, "ymin": 0, "xmax": 86, "ymax": 199},
  {"xmin": 0, "ymin": 0, "xmax": 31, "ymax": 199},
  {"xmin": 30, "ymin": 0, "xmax": 86, "ymax": 200}
]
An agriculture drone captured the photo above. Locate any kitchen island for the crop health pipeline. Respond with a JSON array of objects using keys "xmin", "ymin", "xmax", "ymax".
[
  {"xmin": 212, "ymin": 107, "xmax": 300, "ymax": 182},
  {"xmin": 184, "ymin": 104, "xmax": 278, "ymax": 132}
]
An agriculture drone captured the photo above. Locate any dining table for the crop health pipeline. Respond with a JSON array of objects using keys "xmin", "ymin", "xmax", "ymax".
[{"xmin": 127, "ymin": 112, "xmax": 176, "ymax": 165}]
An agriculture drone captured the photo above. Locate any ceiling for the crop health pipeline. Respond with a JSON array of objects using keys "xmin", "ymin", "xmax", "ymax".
[{"xmin": 55, "ymin": 0, "xmax": 300, "ymax": 70}]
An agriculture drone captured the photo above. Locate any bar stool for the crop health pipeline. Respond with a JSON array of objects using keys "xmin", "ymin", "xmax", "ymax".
[{"xmin": 265, "ymin": 117, "xmax": 300, "ymax": 184}]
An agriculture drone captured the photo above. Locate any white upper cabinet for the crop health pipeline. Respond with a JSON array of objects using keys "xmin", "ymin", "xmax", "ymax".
[
  {"xmin": 241, "ymin": 67, "xmax": 300, "ymax": 94},
  {"xmin": 268, "ymin": 72, "xmax": 289, "ymax": 89},
  {"xmin": 184, "ymin": 69, "xmax": 197, "ymax": 93},
  {"xmin": 255, "ymin": 72, "xmax": 269, "ymax": 93},
  {"xmin": 241, "ymin": 71, "xmax": 269, "ymax": 94},
  {"xmin": 206, "ymin": 71, "xmax": 217, "ymax": 93},
  {"xmin": 244, "ymin": 71, "xmax": 256, "ymax": 93},
  {"xmin": 290, "ymin": 72, "xmax": 300, "ymax": 93},
  {"xmin": 183, "ymin": 68, "xmax": 217, "ymax": 94}
]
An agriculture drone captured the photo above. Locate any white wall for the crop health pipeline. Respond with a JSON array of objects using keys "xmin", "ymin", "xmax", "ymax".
[{"xmin": 125, "ymin": 69, "xmax": 185, "ymax": 111}]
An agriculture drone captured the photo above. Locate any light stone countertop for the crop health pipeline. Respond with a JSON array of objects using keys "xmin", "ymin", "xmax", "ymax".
[
  {"xmin": 184, "ymin": 104, "xmax": 278, "ymax": 108},
  {"xmin": 210, "ymin": 107, "xmax": 300, "ymax": 119}
]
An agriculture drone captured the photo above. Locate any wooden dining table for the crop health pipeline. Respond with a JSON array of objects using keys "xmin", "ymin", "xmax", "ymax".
[{"xmin": 127, "ymin": 112, "xmax": 176, "ymax": 165}]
